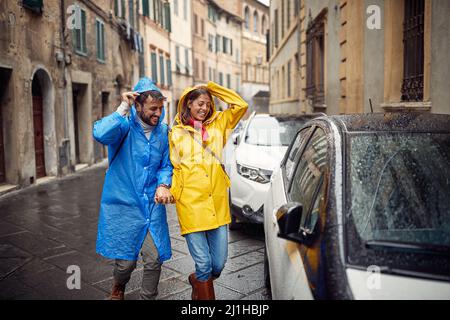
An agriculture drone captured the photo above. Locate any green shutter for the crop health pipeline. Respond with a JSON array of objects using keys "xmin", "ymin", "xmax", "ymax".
[
  {"xmin": 121, "ymin": 0, "xmax": 126, "ymax": 18},
  {"xmin": 142, "ymin": 0, "xmax": 149, "ymax": 17},
  {"xmin": 151, "ymin": 53, "xmax": 158, "ymax": 83},
  {"xmin": 96, "ymin": 20, "xmax": 106, "ymax": 61},
  {"xmin": 164, "ymin": 2, "xmax": 171, "ymax": 32},
  {"xmin": 81, "ymin": 10, "xmax": 86, "ymax": 53},
  {"xmin": 114, "ymin": 0, "xmax": 119, "ymax": 16},
  {"xmin": 160, "ymin": 55, "xmax": 165, "ymax": 86},
  {"xmin": 102, "ymin": 24, "xmax": 105, "ymax": 60},
  {"xmin": 96, "ymin": 21, "xmax": 100, "ymax": 59},
  {"xmin": 166, "ymin": 59, "xmax": 172, "ymax": 86}
]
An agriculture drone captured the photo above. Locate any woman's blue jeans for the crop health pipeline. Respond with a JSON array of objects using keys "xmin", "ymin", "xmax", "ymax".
[{"xmin": 184, "ymin": 225, "xmax": 228, "ymax": 281}]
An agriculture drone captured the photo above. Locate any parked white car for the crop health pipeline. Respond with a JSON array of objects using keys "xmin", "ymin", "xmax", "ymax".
[
  {"xmin": 264, "ymin": 113, "xmax": 450, "ymax": 299},
  {"xmin": 228, "ymin": 113, "xmax": 321, "ymax": 229}
]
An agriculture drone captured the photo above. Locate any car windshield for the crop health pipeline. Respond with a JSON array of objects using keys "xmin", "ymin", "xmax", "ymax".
[
  {"xmin": 245, "ymin": 117, "xmax": 308, "ymax": 146},
  {"xmin": 348, "ymin": 132, "xmax": 450, "ymax": 249}
]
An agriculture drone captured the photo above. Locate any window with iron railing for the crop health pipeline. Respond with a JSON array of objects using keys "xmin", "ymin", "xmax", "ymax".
[
  {"xmin": 401, "ymin": 0, "xmax": 424, "ymax": 102},
  {"xmin": 306, "ymin": 13, "xmax": 325, "ymax": 112}
]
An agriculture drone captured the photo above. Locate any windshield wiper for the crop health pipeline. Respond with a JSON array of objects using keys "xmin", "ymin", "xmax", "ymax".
[{"xmin": 365, "ymin": 240, "xmax": 450, "ymax": 255}]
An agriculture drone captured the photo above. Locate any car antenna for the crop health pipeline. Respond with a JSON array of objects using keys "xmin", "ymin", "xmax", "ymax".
[{"xmin": 369, "ymin": 98, "xmax": 374, "ymax": 113}]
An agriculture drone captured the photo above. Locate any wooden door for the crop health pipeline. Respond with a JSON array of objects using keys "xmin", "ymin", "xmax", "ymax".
[
  {"xmin": 33, "ymin": 96, "xmax": 46, "ymax": 178},
  {"xmin": 0, "ymin": 106, "xmax": 5, "ymax": 183}
]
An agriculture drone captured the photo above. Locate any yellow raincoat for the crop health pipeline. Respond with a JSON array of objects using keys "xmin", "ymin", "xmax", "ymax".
[{"xmin": 169, "ymin": 82, "xmax": 248, "ymax": 235}]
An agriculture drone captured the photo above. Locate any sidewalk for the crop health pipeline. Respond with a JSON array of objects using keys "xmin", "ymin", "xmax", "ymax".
[{"xmin": 0, "ymin": 164, "xmax": 270, "ymax": 300}]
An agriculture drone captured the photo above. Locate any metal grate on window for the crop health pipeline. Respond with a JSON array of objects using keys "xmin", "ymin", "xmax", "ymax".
[{"xmin": 401, "ymin": 0, "xmax": 425, "ymax": 102}]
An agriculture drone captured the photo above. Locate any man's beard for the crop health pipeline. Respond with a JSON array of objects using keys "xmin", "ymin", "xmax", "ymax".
[{"xmin": 139, "ymin": 110, "xmax": 159, "ymax": 126}]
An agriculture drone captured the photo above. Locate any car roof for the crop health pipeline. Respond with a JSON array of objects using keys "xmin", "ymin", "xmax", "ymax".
[
  {"xmin": 253, "ymin": 113, "xmax": 325, "ymax": 120},
  {"xmin": 315, "ymin": 112, "xmax": 450, "ymax": 133}
]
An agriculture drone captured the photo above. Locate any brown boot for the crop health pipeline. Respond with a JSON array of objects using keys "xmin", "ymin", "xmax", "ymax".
[
  {"xmin": 196, "ymin": 278, "xmax": 215, "ymax": 300},
  {"xmin": 110, "ymin": 283, "xmax": 125, "ymax": 300},
  {"xmin": 188, "ymin": 273, "xmax": 198, "ymax": 300}
]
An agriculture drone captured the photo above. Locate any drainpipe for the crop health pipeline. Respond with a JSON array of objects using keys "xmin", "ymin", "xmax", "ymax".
[{"xmin": 59, "ymin": 0, "xmax": 70, "ymax": 175}]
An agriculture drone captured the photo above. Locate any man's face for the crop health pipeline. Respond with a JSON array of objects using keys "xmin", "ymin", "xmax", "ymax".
[{"xmin": 136, "ymin": 96, "xmax": 164, "ymax": 126}]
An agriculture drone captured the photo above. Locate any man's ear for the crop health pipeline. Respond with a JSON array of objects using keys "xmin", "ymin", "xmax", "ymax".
[{"xmin": 135, "ymin": 102, "xmax": 142, "ymax": 112}]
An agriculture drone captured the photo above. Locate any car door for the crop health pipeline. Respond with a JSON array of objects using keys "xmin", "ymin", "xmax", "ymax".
[
  {"xmin": 265, "ymin": 126, "xmax": 313, "ymax": 299},
  {"xmin": 284, "ymin": 126, "xmax": 330, "ymax": 299}
]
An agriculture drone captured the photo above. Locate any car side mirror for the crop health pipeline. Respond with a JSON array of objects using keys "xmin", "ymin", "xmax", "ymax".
[{"xmin": 276, "ymin": 202, "xmax": 314, "ymax": 246}]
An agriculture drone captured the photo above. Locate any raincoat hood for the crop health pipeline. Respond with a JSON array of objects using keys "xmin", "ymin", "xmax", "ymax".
[
  {"xmin": 132, "ymin": 77, "xmax": 166, "ymax": 124},
  {"xmin": 174, "ymin": 83, "xmax": 219, "ymax": 126},
  {"xmin": 133, "ymin": 77, "xmax": 161, "ymax": 94}
]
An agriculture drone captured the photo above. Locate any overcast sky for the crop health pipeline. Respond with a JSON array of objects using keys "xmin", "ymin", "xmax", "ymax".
[{"xmin": 257, "ymin": 0, "xmax": 270, "ymax": 7}]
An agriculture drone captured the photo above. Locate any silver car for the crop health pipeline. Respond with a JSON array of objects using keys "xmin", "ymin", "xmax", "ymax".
[{"xmin": 264, "ymin": 113, "xmax": 450, "ymax": 299}]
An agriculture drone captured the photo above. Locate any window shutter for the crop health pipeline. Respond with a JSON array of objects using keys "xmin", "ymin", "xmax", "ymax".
[
  {"xmin": 142, "ymin": 0, "xmax": 149, "ymax": 17},
  {"xmin": 151, "ymin": 52, "xmax": 158, "ymax": 83},
  {"xmin": 164, "ymin": 1, "xmax": 171, "ymax": 32}
]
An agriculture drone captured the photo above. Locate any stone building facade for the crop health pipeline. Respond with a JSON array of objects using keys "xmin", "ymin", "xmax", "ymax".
[
  {"xmin": 0, "ymin": 0, "xmax": 142, "ymax": 193},
  {"xmin": 170, "ymin": 0, "xmax": 194, "ymax": 123},
  {"xmin": 268, "ymin": 0, "xmax": 301, "ymax": 114},
  {"xmin": 269, "ymin": 0, "xmax": 450, "ymax": 116},
  {"xmin": 240, "ymin": 0, "xmax": 269, "ymax": 114}
]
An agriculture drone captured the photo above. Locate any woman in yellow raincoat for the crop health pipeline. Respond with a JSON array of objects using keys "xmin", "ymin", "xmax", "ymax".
[{"xmin": 169, "ymin": 81, "xmax": 248, "ymax": 300}]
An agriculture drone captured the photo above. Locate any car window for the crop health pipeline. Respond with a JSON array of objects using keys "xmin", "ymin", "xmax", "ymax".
[
  {"xmin": 348, "ymin": 132, "xmax": 450, "ymax": 247},
  {"xmin": 245, "ymin": 116, "xmax": 310, "ymax": 146},
  {"xmin": 284, "ymin": 127, "xmax": 312, "ymax": 185},
  {"xmin": 289, "ymin": 128, "xmax": 328, "ymax": 221},
  {"xmin": 301, "ymin": 180, "xmax": 326, "ymax": 233}
]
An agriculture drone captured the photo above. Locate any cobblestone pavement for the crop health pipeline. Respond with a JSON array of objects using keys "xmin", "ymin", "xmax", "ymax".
[{"xmin": 0, "ymin": 164, "xmax": 271, "ymax": 300}]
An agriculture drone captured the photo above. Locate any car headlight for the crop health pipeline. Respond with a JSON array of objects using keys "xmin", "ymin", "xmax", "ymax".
[{"xmin": 237, "ymin": 164, "xmax": 272, "ymax": 184}]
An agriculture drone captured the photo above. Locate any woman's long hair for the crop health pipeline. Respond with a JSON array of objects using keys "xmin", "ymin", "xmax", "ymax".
[{"xmin": 180, "ymin": 87, "xmax": 214, "ymax": 125}]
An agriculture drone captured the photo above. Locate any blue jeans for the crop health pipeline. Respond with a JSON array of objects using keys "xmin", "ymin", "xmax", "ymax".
[{"xmin": 184, "ymin": 225, "xmax": 228, "ymax": 281}]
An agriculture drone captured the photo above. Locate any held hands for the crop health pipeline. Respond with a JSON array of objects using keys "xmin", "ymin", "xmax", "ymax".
[{"xmin": 154, "ymin": 186, "xmax": 175, "ymax": 204}]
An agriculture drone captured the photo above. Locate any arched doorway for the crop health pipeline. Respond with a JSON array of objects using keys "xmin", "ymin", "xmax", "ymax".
[
  {"xmin": 32, "ymin": 76, "xmax": 46, "ymax": 178},
  {"xmin": 31, "ymin": 68, "xmax": 57, "ymax": 179}
]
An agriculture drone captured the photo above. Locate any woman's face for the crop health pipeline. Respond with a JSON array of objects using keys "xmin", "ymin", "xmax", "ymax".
[{"xmin": 188, "ymin": 94, "xmax": 212, "ymax": 122}]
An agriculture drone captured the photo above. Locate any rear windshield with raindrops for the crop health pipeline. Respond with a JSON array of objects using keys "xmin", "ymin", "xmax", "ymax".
[{"xmin": 348, "ymin": 132, "xmax": 450, "ymax": 247}]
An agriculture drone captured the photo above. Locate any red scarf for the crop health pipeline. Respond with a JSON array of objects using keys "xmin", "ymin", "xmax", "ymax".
[{"xmin": 188, "ymin": 117, "xmax": 209, "ymax": 141}]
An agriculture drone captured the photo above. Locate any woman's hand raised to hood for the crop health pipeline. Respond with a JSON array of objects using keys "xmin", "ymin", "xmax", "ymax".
[{"xmin": 206, "ymin": 81, "xmax": 248, "ymax": 109}]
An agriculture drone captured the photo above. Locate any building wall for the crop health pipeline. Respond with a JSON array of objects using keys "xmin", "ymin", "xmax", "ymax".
[
  {"xmin": 192, "ymin": 0, "xmax": 209, "ymax": 87},
  {"xmin": 215, "ymin": 8, "xmax": 242, "ymax": 93},
  {"xmin": 0, "ymin": 1, "xmax": 64, "ymax": 186},
  {"xmin": 297, "ymin": 0, "xmax": 450, "ymax": 116},
  {"xmin": 301, "ymin": 0, "xmax": 341, "ymax": 115},
  {"xmin": 0, "ymin": 0, "xmax": 142, "ymax": 189},
  {"xmin": 170, "ymin": 0, "xmax": 194, "ymax": 123},
  {"xmin": 363, "ymin": 0, "xmax": 384, "ymax": 114},
  {"xmin": 241, "ymin": 0, "xmax": 269, "ymax": 107},
  {"xmin": 431, "ymin": 0, "xmax": 450, "ymax": 115},
  {"xmin": 139, "ymin": 1, "xmax": 172, "ymax": 123},
  {"xmin": 269, "ymin": 0, "xmax": 300, "ymax": 114}
]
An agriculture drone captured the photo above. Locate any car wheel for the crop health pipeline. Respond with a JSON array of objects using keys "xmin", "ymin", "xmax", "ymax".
[{"xmin": 264, "ymin": 247, "xmax": 272, "ymax": 294}]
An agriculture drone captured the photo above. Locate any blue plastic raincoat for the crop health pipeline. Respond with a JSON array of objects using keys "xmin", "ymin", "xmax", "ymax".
[{"xmin": 93, "ymin": 78, "xmax": 173, "ymax": 262}]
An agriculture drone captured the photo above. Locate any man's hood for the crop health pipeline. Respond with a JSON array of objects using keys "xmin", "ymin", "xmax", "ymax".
[
  {"xmin": 174, "ymin": 84, "xmax": 218, "ymax": 126},
  {"xmin": 131, "ymin": 77, "xmax": 165, "ymax": 125}
]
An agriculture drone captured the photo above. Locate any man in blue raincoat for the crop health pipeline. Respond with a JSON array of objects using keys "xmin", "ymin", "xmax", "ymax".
[{"xmin": 93, "ymin": 77, "xmax": 173, "ymax": 300}]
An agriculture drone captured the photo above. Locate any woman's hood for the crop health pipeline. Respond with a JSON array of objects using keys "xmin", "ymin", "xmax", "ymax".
[{"xmin": 174, "ymin": 84, "xmax": 218, "ymax": 126}]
